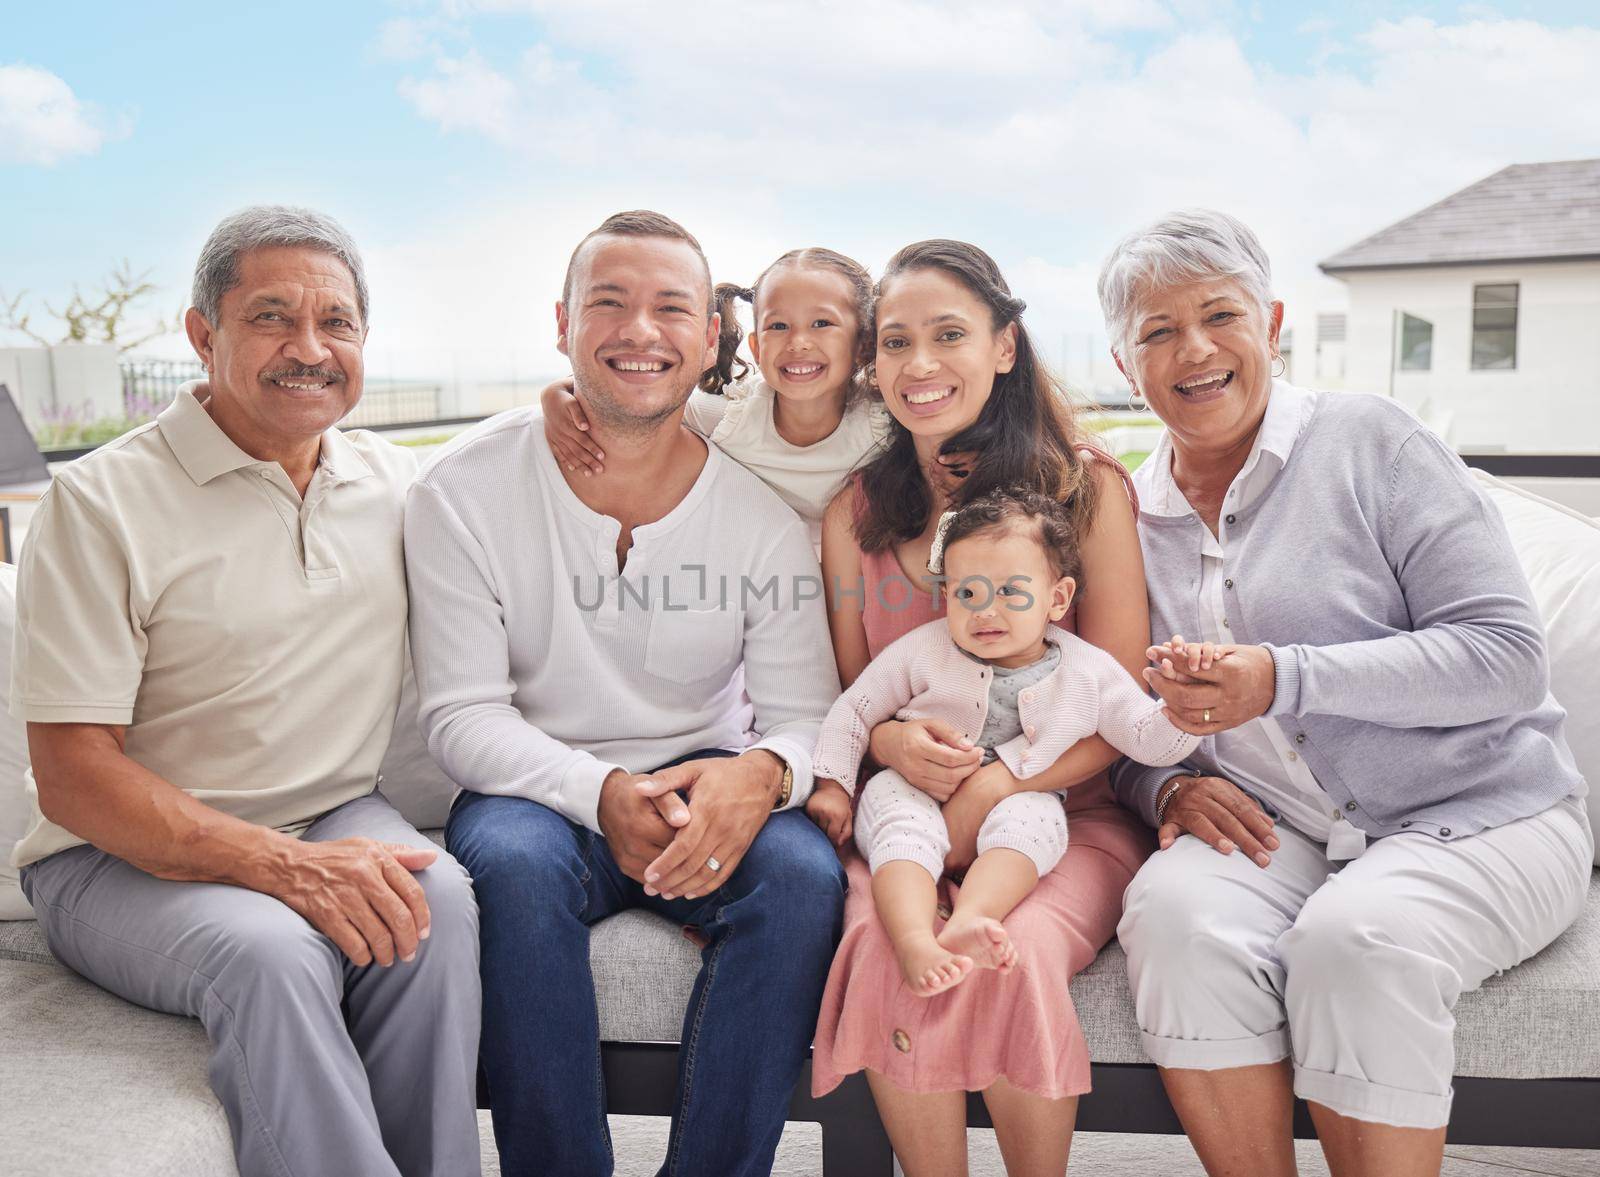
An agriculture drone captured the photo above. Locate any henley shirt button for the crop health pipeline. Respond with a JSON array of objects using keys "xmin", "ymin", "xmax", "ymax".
[
  {"xmin": 1401, "ymin": 820, "xmax": 1413, "ymax": 828},
  {"xmin": 893, "ymin": 1029, "xmax": 912, "ymax": 1053},
  {"xmin": 1225, "ymin": 514, "xmax": 1236, "ymax": 525},
  {"xmin": 1223, "ymin": 619, "xmax": 1231, "ymax": 629},
  {"xmin": 1287, "ymin": 751, "xmax": 1298, "ymax": 761},
  {"xmin": 1440, "ymin": 827, "xmax": 1452, "ymax": 837},
  {"xmin": 1295, "ymin": 734, "xmax": 1306, "ymax": 744},
  {"xmin": 1344, "ymin": 801, "xmax": 1357, "ymax": 812},
  {"xmin": 1225, "ymin": 578, "xmax": 1234, "ymax": 589}
]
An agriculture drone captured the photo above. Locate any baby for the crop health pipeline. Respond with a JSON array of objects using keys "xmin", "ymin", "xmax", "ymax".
[{"xmin": 807, "ymin": 488, "xmax": 1199, "ymax": 996}]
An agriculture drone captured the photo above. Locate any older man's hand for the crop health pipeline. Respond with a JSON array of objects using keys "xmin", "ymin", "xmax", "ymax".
[
  {"xmin": 598, "ymin": 768, "xmax": 693, "ymax": 884},
  {"xmin": 635, "ymin": 751, "xmax": 785, "ymax": 901},
  {"xmin": 1142, "ymin": 636, "xmax": 1277, "ymax": 736},
  {"xmin": 1158, "ymin": 774, "xmax": 1280, "ymax": 868},
  {"xmin": 270, "ymin": 838, "xmax": 439, "ymax": 968}
]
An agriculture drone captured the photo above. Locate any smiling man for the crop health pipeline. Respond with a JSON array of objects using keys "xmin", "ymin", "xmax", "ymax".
[
  {"xmin": 12, "ymin": 207, "xmax": 482, "ymax": 1177},
  {"xmin": 405, "ymin": 210, "xmax": 846, "ymax": 1176}
]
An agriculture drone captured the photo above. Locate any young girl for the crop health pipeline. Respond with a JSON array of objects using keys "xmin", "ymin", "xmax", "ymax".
[
  {"xmin": 542, "ymin": 247, "xmax": 892, "ymax": 549},
  {"xmin": 807, "ymin": 489, "xmax": 1198, "ymax": 996}
]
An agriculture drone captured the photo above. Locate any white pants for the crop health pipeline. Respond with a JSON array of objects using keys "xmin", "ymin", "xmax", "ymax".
[
  {"xmin": 853, "ymin": 767, "xmax": 1068, "ymax": 880},
  {"xmin": 1117, "ymin": 797, "xmax": 1592, "ymax": 1129}
]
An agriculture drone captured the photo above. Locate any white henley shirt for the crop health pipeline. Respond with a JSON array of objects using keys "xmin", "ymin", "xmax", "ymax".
[{"xmin": 403, "ymin": 408, "xmax": 841, "ymax": 833}]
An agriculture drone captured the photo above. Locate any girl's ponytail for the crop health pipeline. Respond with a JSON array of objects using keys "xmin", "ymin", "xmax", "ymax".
[{"xmin": 700, "ymin": 282, "xmax": 755, "ymax": 394}]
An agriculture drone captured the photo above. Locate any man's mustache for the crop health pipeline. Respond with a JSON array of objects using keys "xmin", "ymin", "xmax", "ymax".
[{"xmin": 261, "ymin": 365, "xmax": 345, "ymax": 383}]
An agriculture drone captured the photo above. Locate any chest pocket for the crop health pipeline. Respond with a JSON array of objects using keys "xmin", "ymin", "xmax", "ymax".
[{"xmin": 644, "ymin": 606, "xmax": 741, "ymax": 685}]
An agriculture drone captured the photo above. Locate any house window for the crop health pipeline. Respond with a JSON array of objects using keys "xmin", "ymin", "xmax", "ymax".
[
  {"xmin": 1401, "ymin": 310, "xmax": 1440, "ymax": 369},
  {"xmin": 1399, "ymin": 313, "xmax": 1433, "ymax": 371},
  {"xmin": 1471, "ymin": 284, "xmax": 1518, "ymax": 370}
]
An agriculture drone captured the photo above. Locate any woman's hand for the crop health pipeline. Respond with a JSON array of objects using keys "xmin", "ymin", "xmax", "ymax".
[
  {"xmin": 941, "ymin": 760, "xmax": 1017, "ymax": 873},
  {"xmin": 1159, "ymin": 774, "xmax": 1279, "ymax": 868},
  {"xmin": 1143, "ymin": 635, "xmax": 1276, "ymax": 736},
  {"xmin": 805, "ymin": 780, "xmax": 855, "ymax": 847},
  {"xmin": 868, "ymin": 718, "xmax": 984, "ymax": 802},
  {"xmin": 539, "ymin": 378, "xmax": 605, "ymax": 475}
]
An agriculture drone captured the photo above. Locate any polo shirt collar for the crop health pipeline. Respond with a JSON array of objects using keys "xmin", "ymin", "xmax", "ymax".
[
  {"xmin": 158, "ymin": 381, "xmax": 373, "ymax": 487},
  {"xmin": 1138, "ymin": 379, "xmax": 1312, "ymax": 520}
]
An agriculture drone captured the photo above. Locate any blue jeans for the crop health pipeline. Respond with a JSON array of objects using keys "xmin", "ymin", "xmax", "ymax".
[{"xmin": 447, "ymin": 751, "xmax": 846, "ymax": 1177}]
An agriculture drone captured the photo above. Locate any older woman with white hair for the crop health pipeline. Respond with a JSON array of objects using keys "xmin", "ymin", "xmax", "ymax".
[{"xmin": 1101, "ymin": 209, "xmax": 1592, "ymax": 1176}]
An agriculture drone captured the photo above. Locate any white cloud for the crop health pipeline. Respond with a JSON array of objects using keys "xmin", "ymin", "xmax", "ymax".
[
  {"xmin": 397, "ymin": 52, "xmax": 521, "ymax": 142},
  {"xmin": 374, "ymin": 8, "xmax": 1600, "ymax": 389},
  {"xmin": 0, "ymin": 64, "xmax": 117, "ymax": 166}
]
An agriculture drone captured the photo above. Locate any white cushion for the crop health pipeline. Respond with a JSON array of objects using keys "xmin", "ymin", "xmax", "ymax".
[
  {"xmin": 1473, "ymin": 471, "xmax": 1600, "ymax": 863},
  {"xmin": 374, "ymin": 641, "xmax": 457, "ymax": 832},
  {"xmin": 0, "ymin": 564, "xmax": 36, "ymax": 918}
]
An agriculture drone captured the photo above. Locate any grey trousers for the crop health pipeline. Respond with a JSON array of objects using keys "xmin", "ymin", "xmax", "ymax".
[{"xmin": 21, "ymin": 790, "xmax": 482, "ymax": 1177}]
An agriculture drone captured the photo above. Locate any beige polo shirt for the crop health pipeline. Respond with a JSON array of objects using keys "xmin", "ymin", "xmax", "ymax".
[{"xmin": 11, "ymin": 385, "xmax": 416, "ymax": 868}]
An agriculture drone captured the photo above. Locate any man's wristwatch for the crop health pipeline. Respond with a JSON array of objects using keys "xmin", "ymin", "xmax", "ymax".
[{"xmin": 771, "ymin": 760, "xmax": 794, "ymax": 810}]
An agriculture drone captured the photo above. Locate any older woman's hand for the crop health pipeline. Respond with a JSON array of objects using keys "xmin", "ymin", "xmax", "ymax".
[
  {"xmin": 1160, "ymin": 774, "xmax": 1279, "ymax": 868},
  {"xmin": 1142, "ymin": 635, "xmax": 1276, "ymax": 736}
]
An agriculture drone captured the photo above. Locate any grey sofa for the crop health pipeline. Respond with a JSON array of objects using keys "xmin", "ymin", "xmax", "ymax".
[
  {"xmin": 4, "ymin": 469, "xmax": 1599, "ymax": 1175},
  {"xmin": 3, "ymin": 853, "xmax": 1597, "ymax": 1176}
]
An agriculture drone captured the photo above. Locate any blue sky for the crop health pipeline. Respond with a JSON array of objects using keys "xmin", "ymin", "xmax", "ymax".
[{"xmin": 6, "ymin": 1, "xmax": 1600, "ymax": 386}]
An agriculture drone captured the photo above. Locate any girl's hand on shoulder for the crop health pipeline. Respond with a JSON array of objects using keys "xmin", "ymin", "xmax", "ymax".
[
  {"xmin": 1159, "ymin": 774, "xmax": 1279, "ymax": 868},
  {"xmin": 539, "ymin": 378, "xmax": 605, "ymax": 475},
  {"xmin": 868, "ymin": 718, "xmax": 983, "ymax": 803},
  {"xmin": 805, "ymin": 780, "xmax": 854, "ymax": 847}
]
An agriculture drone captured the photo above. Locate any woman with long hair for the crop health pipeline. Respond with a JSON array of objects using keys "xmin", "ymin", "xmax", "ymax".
[{"xmin": 810, "ymin": 239, "xmax": 1154, "ymax": 1175}]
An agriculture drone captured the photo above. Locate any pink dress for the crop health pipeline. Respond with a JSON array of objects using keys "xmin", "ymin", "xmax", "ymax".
[{"xmin": 810, "ymin": 452, "xmax": 1154, "ymax": 1100}]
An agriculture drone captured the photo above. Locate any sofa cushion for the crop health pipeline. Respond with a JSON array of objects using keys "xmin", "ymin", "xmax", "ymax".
[
  {"xmin": 1473, "ymin": 471, "xmax": 1600, "ymax": 863},
  {"xmin": 10, "ymin": 871, "xmax": 1596, "ymax": 1076},
  {"xmin": 375, "ymin": 644, "xmax": 457, "ymax": 832},
  {"xmin": 0, "ymin": 960, "xmax": 234, "ymax": 1177}
]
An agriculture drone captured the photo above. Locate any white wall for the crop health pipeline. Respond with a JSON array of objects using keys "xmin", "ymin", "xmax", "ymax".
[
  {"xmin": 1335, "ymin": 260, "xmax": 1600, "ymax": 452},
  {"xmin": 0, "ymin": 344, "xmax": 124, "ymax": 425}
]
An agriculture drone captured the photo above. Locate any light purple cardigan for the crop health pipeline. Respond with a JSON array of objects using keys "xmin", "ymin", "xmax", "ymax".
[
  {"xmin": 1112, "ymin": 385, "xmax": 1585, "ymax": 842},
  {"xmin": 813, "ymin": 619, "xmax": 1197, "ymax": 794}
]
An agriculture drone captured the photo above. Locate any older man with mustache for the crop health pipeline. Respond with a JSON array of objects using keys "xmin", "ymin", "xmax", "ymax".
[{"xmin": 13, "ymin": 206, "xmax": 482, "ymax": 1177}]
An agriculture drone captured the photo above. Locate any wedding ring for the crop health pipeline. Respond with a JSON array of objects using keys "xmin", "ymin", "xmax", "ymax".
[
  {"xmin": 705, "ymin": 856, "xmax": 723, "ymax": 873},
  {"xmin": 1203, "ymin": 709, "xmax": 1212, "ymax": 723}
]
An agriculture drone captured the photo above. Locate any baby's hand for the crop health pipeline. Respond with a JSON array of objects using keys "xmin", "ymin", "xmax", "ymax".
[
  {"xmin": 539, "ymin": 378, "xmax": 605, "ymax": 475},
  {"xmin": 805, "ymin": 780, "xmax": 854, "ymax": 847},
  {"xmin": 1147, "ymin": 634, "xmax": 1234, "ymax": 679}
]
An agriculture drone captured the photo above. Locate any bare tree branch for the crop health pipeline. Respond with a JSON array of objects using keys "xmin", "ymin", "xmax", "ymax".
[{"xmin": 1, "ymin": 262, "xmax": 179, "ymax": 351}]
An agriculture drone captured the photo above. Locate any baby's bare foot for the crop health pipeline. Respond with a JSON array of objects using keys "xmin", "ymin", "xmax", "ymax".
[
  {"xmin": 938, "ymin": 914, "xmax": 1016, "ymax": 974},
  {"xmin": 893, "ymin": 932, "xmax": 974, "ymax": 997}
]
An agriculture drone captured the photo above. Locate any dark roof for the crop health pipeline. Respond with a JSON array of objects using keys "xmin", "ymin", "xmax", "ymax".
[{"xmin": 1319, "ymin": 159, "xmax": 1600, "ymax": 273}]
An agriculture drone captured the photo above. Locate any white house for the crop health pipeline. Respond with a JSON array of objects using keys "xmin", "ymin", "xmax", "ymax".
[{"xmin": 1319, "ymin": 158, "xmax": 1600, "ymax": 453}]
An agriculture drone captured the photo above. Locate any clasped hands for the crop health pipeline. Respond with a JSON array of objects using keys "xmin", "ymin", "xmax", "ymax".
[
  {"xmin": 1142, "ymin": 635, "xmax": 1281, "ymax": 868},
  {"xmin": 597, "ymin": 751, "xmax": 784, "ymax": 902}
]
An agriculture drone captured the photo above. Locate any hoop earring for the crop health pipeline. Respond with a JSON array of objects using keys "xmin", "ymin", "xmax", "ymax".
[
  {"xmin": 1127, "ymin": 382, "xmax": 1147, "ymax": 412},
  {"xmin": 1271, "ymin": 353, "xmax": 1286, "ymax": 379}
]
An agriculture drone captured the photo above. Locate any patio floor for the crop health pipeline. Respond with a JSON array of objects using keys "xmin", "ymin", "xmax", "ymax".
[{"xmin": 476, "ymin": 1112, "xmax": 1600, "ymax": 1175}]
